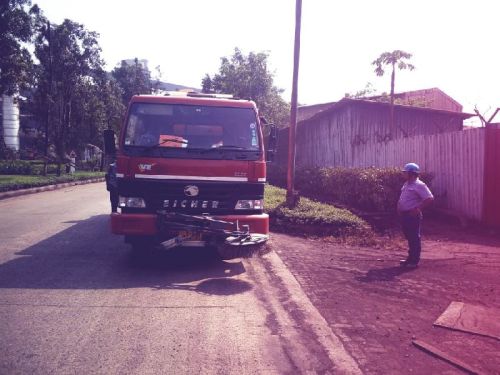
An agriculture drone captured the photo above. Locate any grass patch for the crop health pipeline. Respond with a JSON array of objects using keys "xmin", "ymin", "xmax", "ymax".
[
  {"xmin": 0, "ymin": 172, "xmax": 105, "ymax": 192},
  {"xmin": 264, "ymin": 184, "xmax": 371, "ymax": 237}
]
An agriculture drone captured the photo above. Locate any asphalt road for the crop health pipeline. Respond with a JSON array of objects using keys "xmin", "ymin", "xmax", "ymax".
[{"xmin": 0, "ymin": 183, "xmax": 359, "ymax": 374}]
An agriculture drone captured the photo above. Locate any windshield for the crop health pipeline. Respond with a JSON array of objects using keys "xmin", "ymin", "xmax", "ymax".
[{"xmin": 124, "ymin": 103, "xmax": 260, "ymax": 151}]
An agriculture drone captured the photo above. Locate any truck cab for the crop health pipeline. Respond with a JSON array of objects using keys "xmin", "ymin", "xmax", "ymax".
[{"xmin": 107, "ymin": 92, "xmax": 276, "ymax": 258}]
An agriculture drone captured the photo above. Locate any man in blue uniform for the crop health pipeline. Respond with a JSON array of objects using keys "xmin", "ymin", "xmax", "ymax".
[
  {"xmin": 397, "ymin": 163, "xmax": 434, "ymax": 268},
  {"xmin": 105, "ymin": 162, "xmax": 118, "ymax": 213}
]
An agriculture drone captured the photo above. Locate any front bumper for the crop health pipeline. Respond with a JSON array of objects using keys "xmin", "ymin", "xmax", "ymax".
[{"xmin": 110, "ymin": 212, "xmax": 269, "ymax": 236}]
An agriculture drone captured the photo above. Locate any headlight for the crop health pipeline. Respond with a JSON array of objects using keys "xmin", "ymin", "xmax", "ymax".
[
  {"xmin": 119, "ymin": 196, "xmax": 146, "ymax": 208},
  {"xmin": 235, "ymin": 199, "xmax": 263, "ymax": 210}
]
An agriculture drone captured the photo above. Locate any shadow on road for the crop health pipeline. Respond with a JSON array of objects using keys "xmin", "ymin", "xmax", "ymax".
[
  {"xmin": 356, "ymin": 266, "xmax": 417, "ymax": 282},
  {"xmin": 0, "ymin": 215, "xmax": 251, "ymax": 295}
]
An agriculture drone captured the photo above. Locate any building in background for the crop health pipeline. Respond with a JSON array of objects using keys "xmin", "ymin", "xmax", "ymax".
[
  {"xmin": 292, "ymin": 88, "xmax": 465, "ymax": 128},
  {"xmin": 277, "ymin": 94, "xmax": 474, "ymax": 167},
  {"xmin": 368, "ymin": 88, "xmax": 463, "ymax": 113}
]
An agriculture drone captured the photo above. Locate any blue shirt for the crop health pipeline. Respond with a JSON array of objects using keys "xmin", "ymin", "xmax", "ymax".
[{"xmin": 398, "ymin": 179, "xmax": 433, "ymax": 212}]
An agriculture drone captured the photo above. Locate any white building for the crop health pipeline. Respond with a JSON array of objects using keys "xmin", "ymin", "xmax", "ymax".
[{"xmin": 1, "ymin": 95, "xmax": 20, "ymax": 151}]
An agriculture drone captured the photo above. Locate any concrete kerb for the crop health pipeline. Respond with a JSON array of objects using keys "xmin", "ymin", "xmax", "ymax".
[
  {"xmin": 244, "ymin": 248, "xmax": 363, "ymax": 374},
  {"xmin": 0, "ymin": 178, "xmax": 105, "ymax": 200}
]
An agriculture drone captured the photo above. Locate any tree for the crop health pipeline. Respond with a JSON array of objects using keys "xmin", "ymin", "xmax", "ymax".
[
  {"xmin": 111, "ymin": 58, "xmax": 152, "ymax": 107},
  {"xmin": 345, "ymin": 82, "xmax": 377, "ymax": 99},
  {"xmin": 202, "ymin": 48, "xmax": 290, "ymax": 127},
  {"xmin": 33, "ymin": 19, "xmax": 106, "ymax": 161},
  {"xmin": 152, "ymin": 64, "xmax": 163, "ymax": 94},
  {"xmin": 0, "ymin": 0, "xmax": 41, "ymax": 95},
  {"xmin": 98, "ymin": 74, "xmax": 125, "ymax": 132},
  {"xmin": 372, "ymin": 50, "xmax": 415, "ymax": 135},
  {"xmin": 65, "ymin": 72, "xmax": 124, "ymax": 150}
]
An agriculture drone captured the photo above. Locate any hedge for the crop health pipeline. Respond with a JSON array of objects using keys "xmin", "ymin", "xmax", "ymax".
[
  {"xmin": 264, "ymin": 185, "xmax": 370, "ymax": 237},
  {"xmin": 267, "ymin": 164, "xmax": 433, "ymax": 213},
  {"xmin": 0, "ymin": 172, "xmax": 105, "ymax": 192},
  {"xmin": 0, "ymin": 160, "xmax": 59, "ymax": 175}
]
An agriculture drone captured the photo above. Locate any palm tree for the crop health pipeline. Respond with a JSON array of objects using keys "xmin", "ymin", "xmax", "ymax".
[{"xmin": 372, "ymin": 50, "xmax": 415, "ymax": 137}]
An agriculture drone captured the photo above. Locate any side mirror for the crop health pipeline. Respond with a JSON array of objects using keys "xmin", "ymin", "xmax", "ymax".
[
  {"xmin": 266, "ymin": 124, "xmax": 277, "ymax": 162},
  {"xmin": 103, "ymin": 129, "xmax": 116, "ymax": 155}
]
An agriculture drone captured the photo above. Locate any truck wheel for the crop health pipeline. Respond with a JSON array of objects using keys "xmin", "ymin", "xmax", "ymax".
[{"xmin": 216, "ymin": 234, "xmax": 268, "ymax": 260}]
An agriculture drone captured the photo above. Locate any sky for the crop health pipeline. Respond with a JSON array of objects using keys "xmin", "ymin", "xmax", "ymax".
[{"xmin": 35, "ymin": 0, "xmax": 499, "ymax": 122}]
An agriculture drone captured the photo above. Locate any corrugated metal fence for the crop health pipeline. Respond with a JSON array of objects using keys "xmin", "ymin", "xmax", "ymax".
[{"xmin": 297, "ymin": 128, "xmax": 486, "ymax": 221}]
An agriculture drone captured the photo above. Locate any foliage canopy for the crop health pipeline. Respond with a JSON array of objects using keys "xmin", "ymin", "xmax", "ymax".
[
  {"xmin": 112, "ymin": 58, "xmax": 152, "ymax": 107},
  {"xmin": 0, "ymin": 0, "xmax": 41, "ymax": 95},
  {"xmin": 202, "ymin": 48, "xmax": 290, "ymax": 128},
  {"xmin": 31, "ymin": 19, "xmax": 124, "ymax": 159}
]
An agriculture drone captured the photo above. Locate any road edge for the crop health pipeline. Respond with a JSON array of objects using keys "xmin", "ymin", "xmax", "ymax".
[
  {"xmin": 0, "ymin": 178, "xmax": 105, "ymax": 200},
  {"xmin": 246, "ymin": 249, "xmax": 362, "ymax": 374}
]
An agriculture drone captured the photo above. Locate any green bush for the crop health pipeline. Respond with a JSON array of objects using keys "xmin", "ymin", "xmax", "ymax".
[
  {"xmin": 30, "ymin": 162, "xmax": 59, "ymax": 175},
  {"xmin": 0, "ymin": 160, "xmax": 33, "ymax": 175},
  {"xmin": 264, "ymin": 184, "xmax": 370, "ymax": 236},
  {"xmin": 76, "ymin": 159, "xmax": 102, "ymax": 171},
  {"xmin": 0, "ymin": 160, "xmax": 59, "ymax": 175},
  {"xmin": 267, "ymin": 165, "xmax": 433, "ymax": 212},
  {"xmin": 0, "ymin": 172, "xmax": 105, "ymax": 192}
]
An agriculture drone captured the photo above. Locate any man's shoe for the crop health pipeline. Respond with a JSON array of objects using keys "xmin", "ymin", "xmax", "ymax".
[{"xmin": 400, "ymin": 259, "xmax": 418, "ymax": 268}]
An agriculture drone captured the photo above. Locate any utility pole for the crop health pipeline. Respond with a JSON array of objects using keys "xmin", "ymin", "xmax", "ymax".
[
  {"xmin": 286, "ymin": 0, "xmax": 302, "ymax": 207},
  {"xmin": 44, "ymin": 21, "xmax": 53, "ymax": 175},
  {"xmin": 390, "ymin": 63, "xmax": 395, "ymax": 136}
]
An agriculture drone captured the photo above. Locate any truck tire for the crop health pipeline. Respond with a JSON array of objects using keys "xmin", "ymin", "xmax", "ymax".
[{"xmin": 216, "ymin": 234, "xmax": 268, "ymax": 260}]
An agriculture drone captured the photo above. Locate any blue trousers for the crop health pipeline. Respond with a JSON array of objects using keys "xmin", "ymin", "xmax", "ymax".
[{"xmin": 401, "ymin": 214, "xmax": 422, "ymax": 264}]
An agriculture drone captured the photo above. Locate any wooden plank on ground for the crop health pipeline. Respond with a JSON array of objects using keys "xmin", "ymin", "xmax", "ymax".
[
  {"xmin": 412, "ymin": 340, "xmax": 483, "ymax": 375},
  {"xmin": 434, "ymin": 301, "xmax": 500, "ymax": 341}
]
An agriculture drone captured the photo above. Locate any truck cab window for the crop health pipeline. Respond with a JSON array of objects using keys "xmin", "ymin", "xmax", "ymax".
[{"xmin": 123, "ymin": 103, "xmax": 260, "ymax": 155}]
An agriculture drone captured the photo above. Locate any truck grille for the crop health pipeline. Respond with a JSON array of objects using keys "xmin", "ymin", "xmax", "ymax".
[{"xmin": 117, "ymin": 179, "xmax": 264, "ymax": 214}]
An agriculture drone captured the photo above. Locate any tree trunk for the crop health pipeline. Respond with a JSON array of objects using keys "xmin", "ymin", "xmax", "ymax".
[
  {"xmin": 390, "ymin": 63, "xmax": 395, "ymax": 138},
  {"xmin": 45, "ymin": 21, "xmax": 52, "ymax": 176},
  {"xmin": 44, "ymin": 110, "xmax": 49, "ymax": 176}
]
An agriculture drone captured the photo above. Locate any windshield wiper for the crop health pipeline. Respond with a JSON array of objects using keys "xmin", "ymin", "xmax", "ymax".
[
  {"xmin": 216, "ymin": 145, "xmax": 248, "ymax": 150},
  {"xmin": 146, "ymin": 138, "xmax": 188, "ymax": 150},
  {"xmin": 201, "ymin": 145, "xmax": 252, "ymax": 153}
]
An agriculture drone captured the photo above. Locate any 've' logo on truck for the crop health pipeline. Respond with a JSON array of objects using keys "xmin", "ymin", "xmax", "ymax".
[
  {"xmin": 184, "ymin": 185, "xmax": 199, "ymax": 197},
  {"xmin": 138, "ymin": 163, "xmax": 155, "ymax": 172}
]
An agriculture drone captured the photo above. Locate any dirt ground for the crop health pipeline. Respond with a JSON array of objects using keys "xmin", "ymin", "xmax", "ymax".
[{"xmin": 271, "ymin": 217, "xmax": 500, "ymax": 374}]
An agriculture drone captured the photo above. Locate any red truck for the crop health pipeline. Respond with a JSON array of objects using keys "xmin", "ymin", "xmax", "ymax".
[{"xmin": 104, "ymin": 92, "xmax": 277, "ymax": 259}]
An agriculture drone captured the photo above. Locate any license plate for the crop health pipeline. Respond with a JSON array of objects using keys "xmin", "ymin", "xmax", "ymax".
[{"xmin": 178, "ymin": 230, "xmax": 202, "ymax": 241}]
